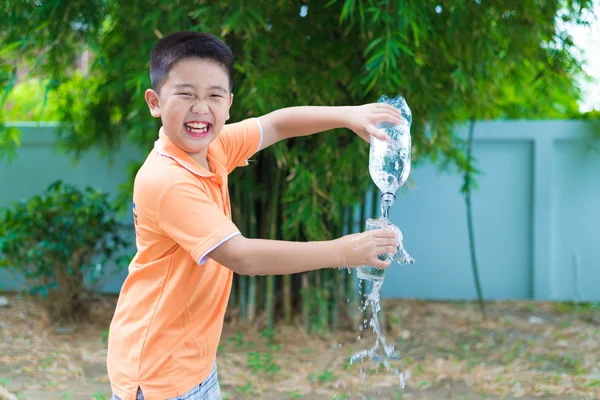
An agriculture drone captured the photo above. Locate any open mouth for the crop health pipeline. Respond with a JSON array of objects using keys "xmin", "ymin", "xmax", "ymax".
[{"xmin": 184, "ymin": 121, "xmax": 212, "ymax": 137}]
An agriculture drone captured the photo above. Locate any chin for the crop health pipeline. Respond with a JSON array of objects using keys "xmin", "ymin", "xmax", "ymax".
[{"xmin": 184, "ymin": 135, "xmax": 217, "ymax": 152}]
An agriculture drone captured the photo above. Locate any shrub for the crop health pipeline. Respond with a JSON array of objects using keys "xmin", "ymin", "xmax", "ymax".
[{"xmin": 0, "ymin": 180, "xmax": 130, "ymax": 323}]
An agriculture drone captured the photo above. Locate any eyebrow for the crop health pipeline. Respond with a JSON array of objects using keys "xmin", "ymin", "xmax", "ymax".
[
  {"xmin": 209, "ymin": 85, "xmax": 228, "ymax": 94},
  {"xmin": 174, "ymin": 83, "xmax": 196, "ymax": 91},
  {"xmin": 173, "ymin": 83, "xmax": 228, "ymax": 93}
]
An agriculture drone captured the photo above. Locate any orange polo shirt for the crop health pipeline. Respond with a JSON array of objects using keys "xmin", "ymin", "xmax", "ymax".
[{"xmin": 107, "ymin": 118, "xmax": 263, "ymax": 400}]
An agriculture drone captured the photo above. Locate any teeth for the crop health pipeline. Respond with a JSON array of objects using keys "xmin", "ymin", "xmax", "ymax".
[
  {"xmin": 186, "ymin": 122, "xmax": 208, "ymax": 128},
  {"xmin": 188, "ymin": 126, "xmax": 208, "ymax": 134}
]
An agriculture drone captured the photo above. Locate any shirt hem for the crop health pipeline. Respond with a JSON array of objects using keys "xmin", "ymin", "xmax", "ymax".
[{"xmin": 111, "ymin": 371, "xmax": 212, "ymax": 400}]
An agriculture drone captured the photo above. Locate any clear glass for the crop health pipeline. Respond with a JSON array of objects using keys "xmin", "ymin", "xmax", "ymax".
[{"xmin": 356, "ymin": 218, "xmax": 413, "ymax": 282}]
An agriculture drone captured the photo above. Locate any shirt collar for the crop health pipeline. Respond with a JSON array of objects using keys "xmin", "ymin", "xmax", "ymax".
[{"xmin": 154, "ymin": 127, "xmax": 217, "ymax": 177}]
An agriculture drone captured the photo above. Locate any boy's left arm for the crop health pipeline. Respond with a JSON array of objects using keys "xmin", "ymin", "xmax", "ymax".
[{"xmin": 256, "ymin": 104, "xmax": 404, "ymax": 151}]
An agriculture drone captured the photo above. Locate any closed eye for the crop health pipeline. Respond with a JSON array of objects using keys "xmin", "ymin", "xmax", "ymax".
[
  {"xmin": 210, "ymin": 94, "xmax": 224, "ymax": 98},
  {"xmin": 177, "ymin": 92, "xmax": 193, "ymax": 97}
]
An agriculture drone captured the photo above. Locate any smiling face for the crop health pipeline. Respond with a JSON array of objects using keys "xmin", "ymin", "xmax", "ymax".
[{"xmin": 145, "ymin": 57, "xmax": 233, "ymax": 165}]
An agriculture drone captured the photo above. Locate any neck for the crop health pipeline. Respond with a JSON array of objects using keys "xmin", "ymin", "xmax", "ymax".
[{"xmin": 189, "ymin": 149, "xmax": 210, "ymax": 171}]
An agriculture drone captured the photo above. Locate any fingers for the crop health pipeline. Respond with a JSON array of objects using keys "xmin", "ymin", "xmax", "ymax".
[
  {"xmin": 373, "ymin": 258, "xmax": 392, "ymax": 269},
  {"xmin": 385, "ymin": 243, "xmax": 398, "ymax": 251},
  {"xmin": 373, "ymin": 229, "xmax": 401, "ymax": 249},
  {"xmin": 372, "ymin": 104, "xmax": 404, "ymax": 127},
  {"xmin": 376, "ymin": 103, "xmax": 402, "ymax": 115},
  {"xmin": 374, "ymin": 236, "xmax": 399, "ymax": 247},
  {"xmin": 371, "ymin": 228, "xmax": 398, "ymax": 239},
  {"xmin": 375, "ymin": 110, "xmax": 403, "ymax": 126}
]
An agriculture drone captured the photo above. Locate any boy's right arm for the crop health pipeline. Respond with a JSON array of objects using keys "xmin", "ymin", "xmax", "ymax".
[{"xmin": 209, "ymin": 230, "xmax": 399, "ymax": 276}]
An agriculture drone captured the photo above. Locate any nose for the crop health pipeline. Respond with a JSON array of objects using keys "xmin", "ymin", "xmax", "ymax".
[{"xmin": 191, "ymin": 99, "xmax": 209, "ymax": 115}]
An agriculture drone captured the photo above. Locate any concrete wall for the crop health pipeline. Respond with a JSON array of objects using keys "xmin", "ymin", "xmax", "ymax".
[
  {"xmin": 1, "ymin": 121, "xmax": 599, "ymax": 301},
  {"xmin": 367, "ymin": 120, "xmax": 600, "ymax": 301}
]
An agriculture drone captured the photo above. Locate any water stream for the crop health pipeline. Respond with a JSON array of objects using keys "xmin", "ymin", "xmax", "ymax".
[{"xmin": 349, "ymin": 279, "xmax": 408, "ymax": 390}]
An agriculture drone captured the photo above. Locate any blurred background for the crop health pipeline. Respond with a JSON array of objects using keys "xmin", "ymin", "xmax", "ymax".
[{"xmin": 1, "ymin": 1, "xmax": 599, "ymax": 399}]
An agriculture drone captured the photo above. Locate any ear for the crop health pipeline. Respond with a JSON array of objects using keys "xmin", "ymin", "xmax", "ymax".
[
  {"xmin": 145, "ymin": 89, "xmax": 161, "ymax": 118},
  {"xmin": 226, "ymin": 93, "xmax": 234, "ymax": 121}
]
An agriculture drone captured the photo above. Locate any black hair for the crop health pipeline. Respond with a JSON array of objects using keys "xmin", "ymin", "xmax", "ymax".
[{"xmin": 149, "ymin": 31, "xmax": 234, "ymax": 93}]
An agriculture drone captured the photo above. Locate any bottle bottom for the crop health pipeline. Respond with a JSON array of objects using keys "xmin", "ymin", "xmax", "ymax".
[{"xmin": 357, "ymin": 266, "xmax": 385, "ymax": 282}]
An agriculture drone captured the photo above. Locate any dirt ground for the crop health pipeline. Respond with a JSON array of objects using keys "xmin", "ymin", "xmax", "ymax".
[{"xmin": 1, "ymin": 294, "xmax": 599, "ymax": 400}]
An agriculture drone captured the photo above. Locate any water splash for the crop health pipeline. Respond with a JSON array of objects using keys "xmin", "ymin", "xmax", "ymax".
[{"xmin": 349, "ymin": 280, "xmax": 409, "ymax": 389}]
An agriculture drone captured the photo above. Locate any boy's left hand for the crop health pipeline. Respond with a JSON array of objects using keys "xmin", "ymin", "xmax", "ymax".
[{"xmin": 347, "ymin": 103, "xmax": 404, "ymax": 142}]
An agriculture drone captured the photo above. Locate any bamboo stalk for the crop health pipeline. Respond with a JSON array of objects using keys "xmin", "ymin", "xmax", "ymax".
[
  {"xmin": 332, "ymin": 213, "xmax": 346, "ymax": 330},
  {"xmin": 233, "ymin": 180, "xmax": 247, "ymax": 321},
  {"xmin": 302, "ymin": 273, "xmax": 310, "ymax": 332},
  {"xmin": 248, "ymin": 276, "xmax": 257, "ymax": 322},
  {"xmin": 246, "ymin": 182, "xmax": 257, "ymax": 322},
  {"xmin": 283, "ymin": 274, "xmax": 292, "ymax": 325},
  {"xmin": 256, "ymin": 158, "xmax": 270, "ymax": 328},
  {"xmin": 320, "ymin": 269, "xmax": 330, "ymax": 332},
  {"xmin": 230, "ymin": 276, "xmax": 237, "ymax": 311},
  {"xmin": 331, "ymin": 268, "xmax": 340, "ymax": 330},
  {"xmin": 282, "ymin": 177, "xmax": 293, "ymax": 326},
  {"xmin": 346, "ymin": 206, "xmax": 361, "ymax": 330},
  {"xmin": 265, "ymin": 161, "xmax": 281, "ymax": 330},
  {"xmin": 238, "ymin": 275, "xmax": 247, "ymax": 321},
  {"xmin": 265, "ymin": 275, "xmax": 275, "ymax": 330}
]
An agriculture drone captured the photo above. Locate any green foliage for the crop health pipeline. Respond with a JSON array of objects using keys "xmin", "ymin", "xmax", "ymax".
[
  {"xmin": 100, "ymin": 328, "xmax": 110, "ymax": 344},
  {"xmin": 259, "ymin": 328, "xmax": 280, "ymax": 349},
  {"xmin": 1, "ymin": 0, "xmax": 595, "ymax": 191},
  {"xmin": 0, "ymin": 180, "xmax": 130, "ymax": 323},
  {"xmin": 2, "ymin": 78, "xmax": 60, "ymax": 122},
  {"xmin": 235, "ymin": 382, "xmax": 255, "ymax": 395},
  {"xmin": 285, "ymin": 390, "xmax": 304, "ymax": 399},
  {"xmin": 1, "ymin": 0, "xmax": 597, "ymax": 331},
  {"xmin": 247, "ymin": 351, "xmax": 281, "ymax": 374},
  {"xmin": 555, "ymin": 301, "xmax": 600, "ymax": 313},
  {"xmin": 309, "ymin": 369, "xmax": 336, "ymax": 384},
  {"xmin": 0, "ymin": 125, "xmax": 20, "ymax": 163}
]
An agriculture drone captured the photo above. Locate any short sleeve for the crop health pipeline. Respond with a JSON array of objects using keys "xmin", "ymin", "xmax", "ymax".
[
  {"xmin": 157, "ymin": 182, "xmax": 241, "ymax": 265},
  {"xmin": 216, "ymin": 118, "xmax": 263, "ymax": 173}
]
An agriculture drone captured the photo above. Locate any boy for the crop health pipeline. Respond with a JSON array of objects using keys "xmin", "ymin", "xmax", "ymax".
[{"xmin": 107, "ymin": 31, "xmax": 403, "ymax": 400}]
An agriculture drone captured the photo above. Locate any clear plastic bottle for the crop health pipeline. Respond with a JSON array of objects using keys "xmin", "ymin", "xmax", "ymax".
[{"xmin": 368, "ymin": 95, "xmax": 412, "ymax": 210}]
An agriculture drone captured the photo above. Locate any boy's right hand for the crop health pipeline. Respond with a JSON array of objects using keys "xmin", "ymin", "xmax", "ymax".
[{"xmin": 336, "ymin": 229, "xmax": 400, "ymax": 268}]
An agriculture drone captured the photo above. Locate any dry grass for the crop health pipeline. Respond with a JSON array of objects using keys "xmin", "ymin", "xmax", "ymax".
[{"xmin": 1, "ymin": 294, "xmax": 599, "ymax": 399}]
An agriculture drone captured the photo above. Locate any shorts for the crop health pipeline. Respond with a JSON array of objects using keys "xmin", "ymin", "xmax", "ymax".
[{"xmin": 111, "ymin": 362, "xmax": 221, "ymax": 400}]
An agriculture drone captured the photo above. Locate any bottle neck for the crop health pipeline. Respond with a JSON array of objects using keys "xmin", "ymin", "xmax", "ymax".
[{"xmin": 381, "ymin": 192, "xmax": 396, "ymax": 204}]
